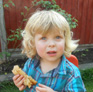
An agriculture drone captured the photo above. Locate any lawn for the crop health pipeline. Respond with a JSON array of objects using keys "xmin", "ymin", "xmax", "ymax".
[
  {"xmin": 84, "ymin": 80, "xmax": 93, "ymax": 92},
  {"xmin": 0, "ymin": 81, "xmax": 23, "ymax": 92},
  {"xmin": 0, "ymin": 68, "xmax": 93, "ymax": 92},
  {"xmin": 0, "ymin": 80, "xmax": 93, "ymax": 92}
]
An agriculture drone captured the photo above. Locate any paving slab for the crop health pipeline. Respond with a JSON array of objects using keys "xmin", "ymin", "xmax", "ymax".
[
  {"xmin": 79, "ymin": 63, "xmax": 93, "ymax": 70},
  {"xmin": 0, "ymin": 73, "xmax": 13, "ymax": 82}
]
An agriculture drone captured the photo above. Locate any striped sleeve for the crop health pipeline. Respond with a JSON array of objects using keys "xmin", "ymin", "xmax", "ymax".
[{"xmin": 65, "ymin": 70, "xmax": 86, "ymax": 92}]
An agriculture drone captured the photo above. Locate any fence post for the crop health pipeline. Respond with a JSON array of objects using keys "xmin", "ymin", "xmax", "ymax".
[{"xmin": 0, "ymin": 0, "xmax": 7, "ymax": 63}]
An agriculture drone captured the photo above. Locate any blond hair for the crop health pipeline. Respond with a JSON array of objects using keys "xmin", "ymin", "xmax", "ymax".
[{"xmin": 22, "ymin": 10, "xmax": 79, "ymax": 58}]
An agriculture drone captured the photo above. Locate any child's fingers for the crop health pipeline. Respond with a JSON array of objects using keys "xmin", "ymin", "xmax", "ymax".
[
  {"xmin": 19, "ymin": 85, "xmax": 26, "ymax": 91},
  {"xmin": 37, "ymin": 84, "xmax": 55, "ymax": 92},
  {"xmin": 36, "ymin": 87, "xmax": 46, "ymax": 92},
  {"xmin": 38, "ymin": 83, "xmax": 47, "ymax": 88},
  {"xmin": 16, "ymin": 77, "xmax": 25, "ymax": 87},
  {"xmin": 16, "ymin": 75, "xmax": 24, "ymax": 83},
  {"xmin": 13, "ymin": 75, "xmax": 20, "ymax": 85},
  {"xmin": 13, "ymin": 74, "xmax": 19, "ymax": 81}
]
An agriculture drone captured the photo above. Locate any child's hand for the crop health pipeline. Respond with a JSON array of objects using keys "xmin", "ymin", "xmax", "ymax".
[
  {"xmin": 13, "ymin": 74, "xmax": 26, "ymax": 91},
  {"xmin": 36, "ymin": 84, "xmax": 56, "ymax": 92}
]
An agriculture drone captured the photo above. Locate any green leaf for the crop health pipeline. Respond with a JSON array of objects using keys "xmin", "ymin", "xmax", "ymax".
[
  {"xmin": 18, "ymin": 36, "xmax": 22, "ymax": 40},
  {"xmin": 8, "ymin": 0, "xmax": 15, "ymax": 6},
  {"xmin": 52, "ymin": 0, "xmax": 56, "ymax": 4},
  {"xmin": 68, "ymin": 14, "xmax": 72, "ymax": 17},
  {"xmin": 21, "ymin": 12, "xmax": 24, "ymax": 15},
  {"xmin": 0, "ymin": 52, "xmax": 11, "ymax": 57},
  {"xmin": 16, "ymin": 28, "xmax": 21, "ymax": 31},
  {"xmin": 24, "ymin": 6, "xmax": 28, "ymax": 10},
  {"xmin": 4, "ymin": 4, "xmax": 9, "ymax": 7},
  {"xmin": 23, "ymin": 19, "xmax": 27, "ymax": 21},
  {"xmin": 85, "ymin": 49, "xmax": 89, "ymax": 51},
  {"xmin": 7, "ymin": 38, "xmax": 15, "ymax": 41},
  {"xmin": 73, "ymin": 25, "xmax": 77, "ymax": 28},
  {"xmin": 5, "ymin": 72, "xmax": 7, "ymax": 75},
  {"xmin": 14, "ymin": 34, "xmax": 19, "ymax": 38},
  {"xmin": 81, "ymin": 54, "xmax": 86, "ymax": 57}
]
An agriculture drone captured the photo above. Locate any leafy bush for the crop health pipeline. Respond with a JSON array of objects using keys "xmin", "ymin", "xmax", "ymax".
[{"xmin": 32, "ymin": 0, "xmax": 78, "ymax": 29}]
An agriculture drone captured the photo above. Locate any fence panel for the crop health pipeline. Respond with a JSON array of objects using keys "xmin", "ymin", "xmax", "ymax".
[{"xmin": 3, "ymin": 0, "xmax": 93, "ymax": 49}]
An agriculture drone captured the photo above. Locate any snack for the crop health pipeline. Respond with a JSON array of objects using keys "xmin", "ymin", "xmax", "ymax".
[{"xmin": 12, "ymin": 65, "xmax": 37, "ymax": 88}]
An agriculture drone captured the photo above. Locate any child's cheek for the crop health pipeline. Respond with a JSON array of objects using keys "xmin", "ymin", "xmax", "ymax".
[
  {"xmin": 58, "ymin": 43, "xmax": 65, "ymax": 53},
  {"xmin": 36, "ymin": 43, "xmax": 45, "ymax": 57}
]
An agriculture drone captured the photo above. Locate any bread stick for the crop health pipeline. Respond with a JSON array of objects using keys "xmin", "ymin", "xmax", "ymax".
[{"xmin": 12, "ymin": 65, "xmax": 37, "ymax": 88}]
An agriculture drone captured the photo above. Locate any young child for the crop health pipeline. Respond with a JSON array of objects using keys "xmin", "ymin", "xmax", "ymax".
[{"xmin": 13, "ymin": 10, "xmax": 86, "ymax": 92}]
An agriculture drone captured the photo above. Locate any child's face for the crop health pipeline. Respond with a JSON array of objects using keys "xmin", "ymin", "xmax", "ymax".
[{"xmin": 35, "ymin": 31, "xmax": 65, "ymax": 63}]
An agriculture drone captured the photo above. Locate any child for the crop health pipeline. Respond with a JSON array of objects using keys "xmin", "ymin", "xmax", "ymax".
[{"xmin": 13, "ymin": 10, "xmax": 86, "ymax": 92}]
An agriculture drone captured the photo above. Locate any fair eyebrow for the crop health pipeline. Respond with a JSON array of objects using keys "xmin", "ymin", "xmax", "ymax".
[
  {"xmin": 55, "ymin": 33, "xmax": 64, "ymax": 37},
  {"xmin": 37, "ymin": 32, "xmax": 64, "ymax": 38}
]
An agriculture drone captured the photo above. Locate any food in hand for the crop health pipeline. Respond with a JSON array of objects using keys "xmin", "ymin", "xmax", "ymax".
[{"xmin": 12, "ymin": 65, "xmax": 37, "ymax": 88}]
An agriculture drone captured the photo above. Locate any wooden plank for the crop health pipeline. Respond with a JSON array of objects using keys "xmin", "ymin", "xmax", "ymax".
[
  {"xmin": 15, "ymin": 0, "xmax": 23, "ymax": 28},
  {"xmin": 85, "ymin": 0, "xmax": 93, "ymax": 44},
  {"xmin": 89, "ymin": 20, "xmax": 93, "ymax": 43},
  {"xmin": 74, "ymin": 0, "xmax": 81, "ymax": 41},
  {"xmin": 71, "ymin": 0, "xmax": 79, "ymax": 40},
  {"xmin": 59, "ymin": 0, "xmax": 67, "ymax": 11},
  {"xmin": 22, "ymin": 0, "xmax": 31, "ymax": 27},
  {"xmin": 76, "ymin": 0, "xmax": 84, "ymax": 44},
  {"xmin": 66, "ymin": 0, "xmax": 72, "ymax": 14},
  {"xmin": 89, "ymin": 0, "xmax": 93, "ymax": 44},
  {"xmin": 4, "ymin": 0, "xmax": 17, "ymax": 49},
  {"xmin": 80, "ymin": 0, "xmax": 89, "ymax": 44},
  {"xmin": 58, "ymin": 0, "xmax": 64, "ymax": 10},
  {"xmin": 13, "ymin": 0, "xmax": 24, "ymax": 48},
  {"xmin": 63, "ymin": 0, "xmax": 67, "ymax": 11}
]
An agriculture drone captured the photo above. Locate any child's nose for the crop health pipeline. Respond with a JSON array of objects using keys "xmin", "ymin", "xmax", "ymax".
[{"xmin": 48, "ymin": 41, "xmax": 55, "ymax": 48}]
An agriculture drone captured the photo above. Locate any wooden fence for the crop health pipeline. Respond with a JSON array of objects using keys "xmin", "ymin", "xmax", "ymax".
[
  {"xmin": 1, "ymin": 0, "xmax": 93, "ymax": 50},
  {"xmin": 57, "ymin": 0, "xmax": 93, "ymax": 45}
]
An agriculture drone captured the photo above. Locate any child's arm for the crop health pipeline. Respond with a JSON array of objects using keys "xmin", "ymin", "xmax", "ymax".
[
  {"xmin": 13, "ymin": 74, "xmax": 26, "ymax": 91},
  {"xmin": 65, "ymin": 76, "xmax": 86, "ymax": 92},
  {"xmin": 36, "ymin": 84, "xmax": 57, "ymax": 92}
]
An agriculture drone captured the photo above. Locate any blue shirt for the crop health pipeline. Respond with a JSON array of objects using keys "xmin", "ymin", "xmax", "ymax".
[{"xmin": 23, "ymin": 55, "xmax": 86, "ymax": 92}]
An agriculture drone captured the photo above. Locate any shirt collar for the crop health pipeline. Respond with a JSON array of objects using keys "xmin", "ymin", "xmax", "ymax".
[
  {"xmin": 34, "ymin": 55, "xmax": 67, "ymax": 77},
  {"xmin": 53, "ymin": 55, "xmax": 66, "ymax": 77},
  {"xmin": 34, "ymin": 57, "xmax": 40, "ymax": 69}
]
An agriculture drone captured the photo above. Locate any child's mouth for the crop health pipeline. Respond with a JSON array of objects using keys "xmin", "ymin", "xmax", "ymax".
[{"xmin": 47, "ymin": 51, "xmax": 57, "ymax": 56}]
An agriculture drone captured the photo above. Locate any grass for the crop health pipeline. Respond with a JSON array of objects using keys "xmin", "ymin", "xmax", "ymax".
[
  {"xmin": 0, "ymin": 68, "xmax": 93, "ymax": 92},
  {"xmin": 0, "ymin": 81, "xmax": 23, "ymax": 92},
  {"xmin": 84, "ymin": 80, "xmax": 93, "ymax": 92},
  {"xmin": 0, "ymin": 80, "xmax": 93, "ymax": 92}
]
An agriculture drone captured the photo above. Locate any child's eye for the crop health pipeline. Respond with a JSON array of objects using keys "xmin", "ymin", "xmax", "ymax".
[
  {"xmin": 56, "ymin": 36, "xmax": 61, "ymax": 39},
  {"xmin": 41, "ymin": 37, "xmax": 46, "ymax": 40}
]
